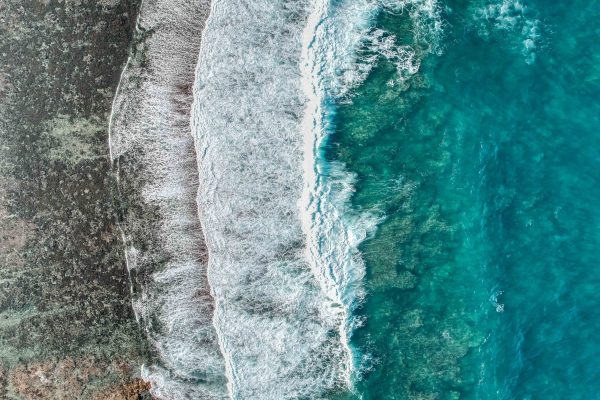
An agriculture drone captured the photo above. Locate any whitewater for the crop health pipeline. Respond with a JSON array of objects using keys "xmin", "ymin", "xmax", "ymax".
[
  {"xmin": 108, "ymin": 0, "xmax": 228, "ymax": 398},
  {"xmin": 191, "ymin": 0, "xmax": 352, "ymax": 398},
  {"xmin": 108, "ymin": 0, "xmax": 443, "ymax": 398},
  {"xmin": 191, "ymin": 0, "xmax": 439, "ymax": 397}
]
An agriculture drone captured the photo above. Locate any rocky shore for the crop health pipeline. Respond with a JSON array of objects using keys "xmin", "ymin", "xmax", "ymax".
[{"xmin": 0, "ymin": 1, "xmax": 152, "ymax": 398}]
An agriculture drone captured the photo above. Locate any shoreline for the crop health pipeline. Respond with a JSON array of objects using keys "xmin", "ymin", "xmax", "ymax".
[{"xmin": 107, "ymin": 0, "xmax": 228, "ymax": 398}]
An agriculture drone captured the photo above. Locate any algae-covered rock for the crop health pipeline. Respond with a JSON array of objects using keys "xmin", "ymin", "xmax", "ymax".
[{"xmin": 0, "ymin": 0, "xmax": 152, "ymax": 398}]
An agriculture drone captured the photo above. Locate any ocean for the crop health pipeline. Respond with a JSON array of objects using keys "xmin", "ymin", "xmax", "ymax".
[
  {"xmin": 2, "ymin": 0, "xmax": 596, "ymax": 398},
  {"xmin": 187, "ymin": 0, "xmax": 600, "ymax": 397},
  {"xmin": 320, "ymin": 0, "xmax": 600, "ymax": 399}
]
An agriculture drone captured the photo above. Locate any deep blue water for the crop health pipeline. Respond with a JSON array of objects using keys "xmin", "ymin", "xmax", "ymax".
[{"xmin": 325, "ymin": 1, "xmax": 600, "ymax": 398}]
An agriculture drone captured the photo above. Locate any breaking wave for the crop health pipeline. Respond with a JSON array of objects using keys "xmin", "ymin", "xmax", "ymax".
[
  {"xmin": 191, "ymin": 0, "xmax": 349, "ymax": 398},
  {"xmin": 301, "ymin": 0, "xmax": 444, "ymax": 382},
  {"xmin": 190, "ymin": 0, "xmax": 444, "ymax": 397},
  {"xmin": 109, "ymin": 0, "xmax": 445, "ymax": 397},
  {"xmin": 108, "ymin": 0, "xmax": 227, "ymax": 398}
]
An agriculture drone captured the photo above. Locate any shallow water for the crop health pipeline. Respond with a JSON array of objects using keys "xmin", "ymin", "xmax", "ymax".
[{"xmin": 323, "ymin": 0, "xmax": 600, "ymax": 398}]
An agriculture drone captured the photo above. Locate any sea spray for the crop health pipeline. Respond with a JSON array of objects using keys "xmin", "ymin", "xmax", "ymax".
[
  {"xmin": 108, "ymin": 0, "xmax": 228, "ymax": 398},
  {"xmin": 299, "ymin": 0, "xmax": 383, "ymax": 385},
  {"xmin": 300, "ymin": 0, "xmax": 443, "ymax": 384},
  {"xmin": 191, "ymin": 0, "xmax": 351, "ymax": 398}
]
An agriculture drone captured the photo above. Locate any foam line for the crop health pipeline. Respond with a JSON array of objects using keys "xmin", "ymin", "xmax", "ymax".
[
  {"xmin": 300, "ymin": 0, "xmax": 444, "ymax": 386},
  {"xmin": 299, "ymin": 0, "xmax": 382, "ymax": 387}
]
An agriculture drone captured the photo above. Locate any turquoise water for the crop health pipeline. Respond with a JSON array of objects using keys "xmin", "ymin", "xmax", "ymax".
[{"xmin": 324, "ymin": 1, "xmax": 600, "ymax": 398}]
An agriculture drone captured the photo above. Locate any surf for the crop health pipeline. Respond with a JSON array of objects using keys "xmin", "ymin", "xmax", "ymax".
[
  {"xmin": 108, "ymin": 0, "xmax": 228, "ymax": 398},
  {"xmin": 191, "ymin": 0, "xmax": 354, "ymax": 398},
  {"xmin": 300, "ymin": 0, "xmax": 445, "ymax": 387}
]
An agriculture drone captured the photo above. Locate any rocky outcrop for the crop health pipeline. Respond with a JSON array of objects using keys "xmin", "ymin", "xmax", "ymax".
[{"xmin": 0, "ymin": 1, "xmax": 150, "ymax": 398}]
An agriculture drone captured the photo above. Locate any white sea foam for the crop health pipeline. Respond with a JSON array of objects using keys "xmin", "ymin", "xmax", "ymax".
[
  {"xmin": 381, "ymin": 0, "xmax": 445, "ymax": 52},
  {"xmin": 303, "ymin": 0, "xmax": 443, "ymax": 101},
  {"xmin": 190, "ymin": 0, "xmax": 444, "ymax": 397},
  {"xmin": 300, "ymin": 0, "xmax": 444, "ymax": 382},
  {"xmin": 192, "ymin": 0, "xmax": 349, "ymax": 398},
  {"xmin": 189, "ymin": 0, "xmax": 445, "ymax": 396},
  {"xmin": 108, "ymin": 0, "xmax": 227, "ymax": 398},
  {"xmin": 299, "ymin": 0, "xmax": 380, "ymax": 386},
  {"xmin": 473, "ymin": 0, "xmax": 542, "ymax": 64}
]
